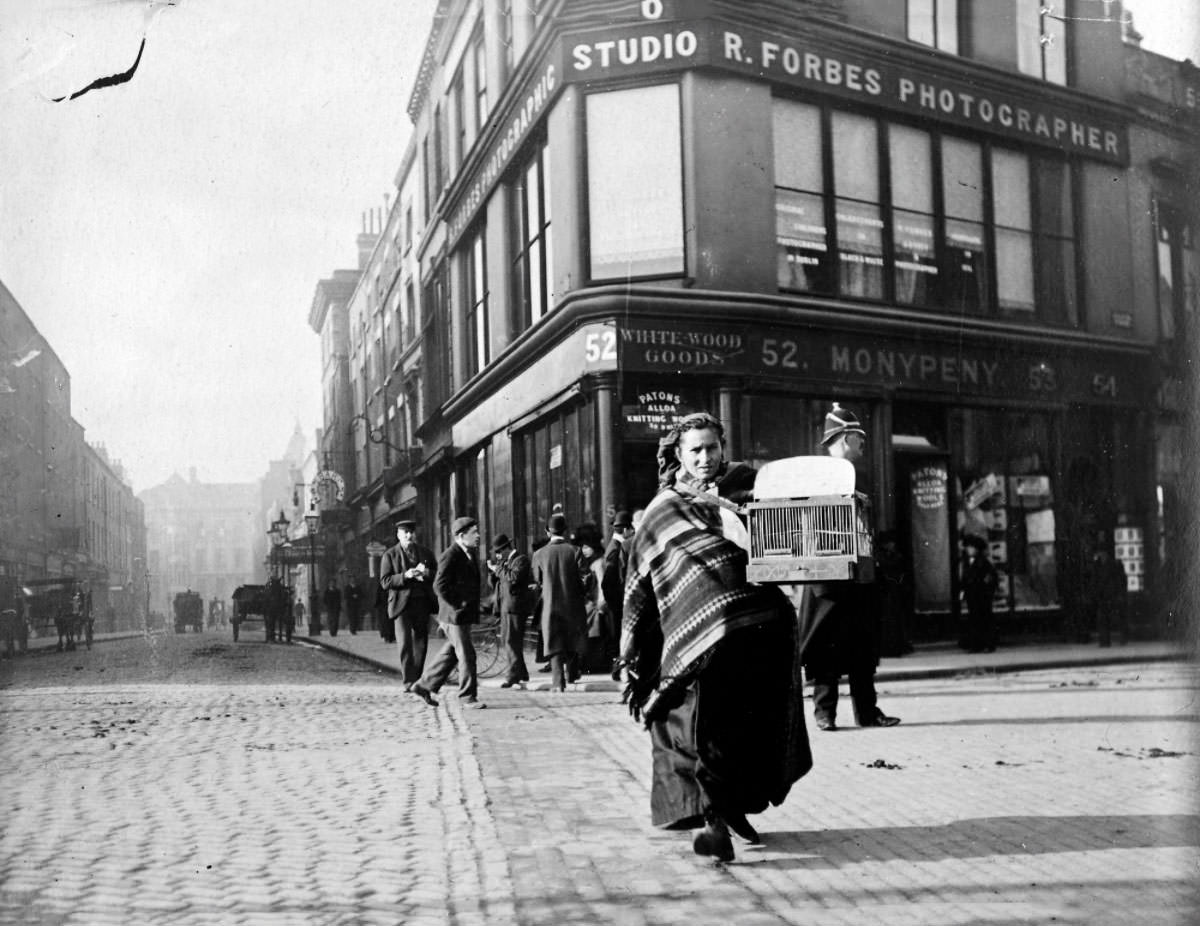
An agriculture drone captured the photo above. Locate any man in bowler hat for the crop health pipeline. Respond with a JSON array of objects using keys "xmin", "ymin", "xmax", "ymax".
[
  {"xmin": 379, "ymin": 519, "xmax": 438, "ymax": 689},
  {"xmin": 411, "ymin": 517, "xmax": 486, "ymax": 708},
  {"xmin": 531, "ymin": 513, "xmax": 589, "ymax": 691},
  {"xmin": 797, "ymin": 404, "xmax": 900, "ymax": 731},
  {"xmin": 486, "ymin": 532, "xmax": 534, "ymax": 687}
]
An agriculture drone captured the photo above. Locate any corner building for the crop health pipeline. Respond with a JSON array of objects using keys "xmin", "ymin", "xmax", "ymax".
[{"xmin": 398, "ymin": 0, "xmax": 1196, "ymax": 641}]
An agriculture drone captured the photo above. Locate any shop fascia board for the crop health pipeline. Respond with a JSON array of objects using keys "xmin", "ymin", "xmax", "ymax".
[{"xmin": 438, "ymin": 284, "xmax": 1154, "ymax": 425}]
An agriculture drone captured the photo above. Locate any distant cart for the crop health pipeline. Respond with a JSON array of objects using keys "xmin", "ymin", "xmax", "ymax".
[
  {"xmin": 172, "ymin": 591, "xmax": 204, "ymax": 634},
  {"xmin": 230, "ymin": 584, "xmax": 290, "ymax": 642}
]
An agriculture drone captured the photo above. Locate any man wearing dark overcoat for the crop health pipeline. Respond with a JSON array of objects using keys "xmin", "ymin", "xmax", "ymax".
[
  {"xmin": 411, "ymin": 517, "xmax": 485, "ymax": 708},
  {"xmin": 486, "ymin": 532, "xmax": 534, "ymax": 688},
  {"xmin": 600, "ymin": 510, "xmax": 635, "ymax": 678},
  {"xmin": 797, "ymin": 404, "xmax": 901, "ymax": 731},
  {"xmin": 379, "ymin": 519, "xmax": 438, "ymax": 689},
  {"xmin": 531, "ymin": 513, "xmax": 588, "ymax": 691}
]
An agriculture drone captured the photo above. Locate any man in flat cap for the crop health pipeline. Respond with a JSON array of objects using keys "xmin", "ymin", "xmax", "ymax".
[
  {"xmin": 486, "ymin": 532, "xmax": 535, "ymax": 688},
  {"xmin": 411, "ymin": 516, "xmax": 486, "ymax": 708},
  {"xmin": 531, "ymin": 513, "xmax": 588, "ymax": 691},
  {"xmin": 797, "ymin": 403, "xmax": 900, "ymax": 731},
  {"xmin": 380, "ymin": 518, "xmax": 439, "ymax": 689}
]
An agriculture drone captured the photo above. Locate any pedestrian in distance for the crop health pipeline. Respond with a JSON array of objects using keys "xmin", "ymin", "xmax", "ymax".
[
  {"xmin": 485, "ymin": 532, "xmax": 534, "ymax": 688},
  {"xmin": 620, "ymin": 412, "xmax": 813, "ymax": 863},
  {"xmin": 322, "ymin": 579, "xmax": 342, "ymax": 637},
  {"xmin": 379, "ymin": 519, "xmax": 438, "ymax": 690},
  {"xmin": 797, "ymin": 404, "xmax": 901, "ymax": 731},
  {"xmin": 531, "ymin": 513, "xmax": 589, "ymax": 691},
  {"xmin": 1089, "ymin": 536, "xmax": 1129, "ymax": 648},
  {"xmin": 343, "ymin": 574, "xmax": 363, "ymax": 635},
  {"xmin": 411, "ymin": 517, "xmax": 486, "ymax": 709},
  {"xmin": 959, "ymin": 534, "xmax": 999, "ymax": 653},
  {"xmin": 573, "ymin": 523, "xmax": 609, "ymax": 674},
  {"xmin": 601, "ymin": 510, "xmax": 636, "ymax": 679}
]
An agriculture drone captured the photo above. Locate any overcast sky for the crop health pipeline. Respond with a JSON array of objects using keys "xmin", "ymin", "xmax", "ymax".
[{"xmin": 0, "ymin": 0, "xmax": 1193, "ymax": 494}]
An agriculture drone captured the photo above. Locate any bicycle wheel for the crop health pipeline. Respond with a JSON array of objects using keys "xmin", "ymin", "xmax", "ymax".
[{"xmin": 471, "ymin": 618, "xmax": 502, "ymax": 678}]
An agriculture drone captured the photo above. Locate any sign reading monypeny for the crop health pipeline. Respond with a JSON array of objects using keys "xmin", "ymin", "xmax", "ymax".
[{"xmin": 613, "ymin": 320, "xmax": 1149, "ymax": 407}]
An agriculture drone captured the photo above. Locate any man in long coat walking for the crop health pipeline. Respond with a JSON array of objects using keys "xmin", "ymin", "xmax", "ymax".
[
  {"xmin": 531, "ymin": 513, "xmax": 588, "ymax": 691},
  {"xmin": 486, "ymin": 532, "xmax": 534, "ymax": 687},
  {"xmin": 411, "ymin": 517, "xmax": 486, "ymax": 708},
  {"xmin": 379, "ymin": 519, "xmax": 438, "ymax": 689}
]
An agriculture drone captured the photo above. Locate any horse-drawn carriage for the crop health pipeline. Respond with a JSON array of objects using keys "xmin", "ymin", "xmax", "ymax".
[
  {"xmin": 231, "ymin": 582, "xmax": 290, "ymax": 642},
  {"xmin": 173, "ymin": 590, "xmax": 204, "ymax": 634},
  {"xmin": 20, "ymin": 577, "xmax": 89, "ymax": 651}
]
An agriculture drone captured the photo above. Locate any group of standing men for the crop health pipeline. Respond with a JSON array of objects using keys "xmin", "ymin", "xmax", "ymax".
[{"xmin": 376, "ymin": 507, "xmax": 639, "ymax": 708}]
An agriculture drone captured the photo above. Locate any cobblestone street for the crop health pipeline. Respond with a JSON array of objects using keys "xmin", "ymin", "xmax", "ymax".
[{"xmin": 0, "ymin": 634, "xmax": 1196, "ymax": 925}]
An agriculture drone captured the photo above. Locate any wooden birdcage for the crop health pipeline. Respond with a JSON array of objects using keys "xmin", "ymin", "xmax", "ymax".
[{"xmin": 744, "ymin": 457, "xmax": 874, "ymax": 584}]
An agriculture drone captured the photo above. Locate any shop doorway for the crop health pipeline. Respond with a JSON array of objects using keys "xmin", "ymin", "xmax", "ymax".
[{"xmin": 621, "ymin": 442, "xmax": 661, "ymax": 512}]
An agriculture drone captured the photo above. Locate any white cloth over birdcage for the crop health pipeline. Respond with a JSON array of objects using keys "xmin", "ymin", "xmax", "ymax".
[{"xmin": 753, "ymin": 456, "xmax": 856, "ymax": 500}]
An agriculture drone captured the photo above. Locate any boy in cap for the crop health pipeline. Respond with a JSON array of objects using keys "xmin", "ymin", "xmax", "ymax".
[
  {"xmin": 797, "ymin": 403, "xmax": 900, "ymax": 731},
  {"xmin": 486, "ymin": 532, "xmax": 535, "ymax": 687},
  {"xmin": 411, "ymin": 517, "xmax": 486, "ymax": 708}
]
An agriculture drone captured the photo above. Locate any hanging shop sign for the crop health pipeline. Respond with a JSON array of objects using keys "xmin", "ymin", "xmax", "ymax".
[
  {"xmin": 312, "ymin": 470, "xmax": 345, "ymax": 505},
  {"xmin": 610, "ymin": 319, "xmax": 1152, "ymax": 407},
  {"xmin": 908, "ymin": 461, "xmax": 951, "ymax": 611},
  {"xmin": 558, "ymin": 19, "xmax": 1127, "ymax": 164}
]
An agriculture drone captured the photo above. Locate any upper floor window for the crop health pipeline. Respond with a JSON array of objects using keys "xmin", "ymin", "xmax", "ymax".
[
  {"xmin": 473, "ymin": 27, "xmax": 489, "ymax": 130},
  {"xmin": 511, "ymin": 140, "xmax": 554, "ymax": 330},
  {"xmin": 586, "ymin": 83, "xmax": 685, "ymax": 281},
  {"xmin": 773, "ymin": 97, "xmax": 1079, "ymax": 326},
  {"xmin": 908, "ymin": 0, "xmax": 958, "ymax": 54},
  {"xmin": 450, "ymin": 65, "xmax": 467, "ymax": 172},
  {"xmin": 1017, "ymin": 0, "xmax": 1066, "ymax": 85},
  {"xmin": 404, "ymin": 205, "xmax": 413, "ymax": 252},
  {"xmin": 1155, "ymin": 201, "xmax": 1197, "ymax": 351},
  {"xmin": 404, "ymin": 280, "xmax": 417, "ymax": 343},
  {"xmin": 499, "ymin": 0, "xmax": 514, "ymax": 78},
  {"xmin": 465, "ymin": 229, "xmax": 489, "ymax": 379}
]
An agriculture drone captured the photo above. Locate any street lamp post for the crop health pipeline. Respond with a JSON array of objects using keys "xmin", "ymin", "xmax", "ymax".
[{"xmin": 304, "ymin": 511, "xmax": 320, "ymax": 636}]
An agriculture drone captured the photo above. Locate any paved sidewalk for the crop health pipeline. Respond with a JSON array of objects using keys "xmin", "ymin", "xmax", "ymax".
[{"xmin": 294, "ymin": 626, "xmax": 1191, "ymax": 691}]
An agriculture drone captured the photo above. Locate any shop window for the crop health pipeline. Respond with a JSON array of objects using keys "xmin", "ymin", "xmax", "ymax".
[
  {"xmin": 992, "ymin": 148, "xmax": 1035, "ymax": 315},
  {"xmin": 908, "ymin": 0, "xmax": 959, "ymax": 54},
  {"xmin": 1032, "ymin": 156, "xmax": 1078, "ymax": 325},
  {"xmin": 511, "ymin": 139, "xmax": 553, "ymax": 330},
  {"xmin": 1017, "ymin": 0, "xmax": 1067, "ymax": 86},
  {"xmin": 953, "ymin": 408, "xmax": 1058, "ymax": 613},
  {"xmin": 586, "ymin": 84, "xmax": 685, "ymax": 282},
  {"xmin": 773, "ymin": 100, "xmax": 833, "ymax": 293},
  {"xmin": 499, "ymin": 0, "xmax": 514, "ymax": 78},
  {"xmin": 833, "ymin": 113, "xmax": 885, "ymax": 300},
  {"xmin": 464, "ymin": 228, "xmax": 489, "ymax": 379},
  {"xmin": 890, "ymin": 125, "xmax": 938, "ymax": 306},
  {"xmin": 450, "ymin": 64, "xmax": 466, "ymax": 173}
]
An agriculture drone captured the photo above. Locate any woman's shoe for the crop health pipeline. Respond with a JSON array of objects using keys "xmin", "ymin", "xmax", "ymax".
[{"xmin": 693, "ymin": 813, "xmax": 734, "ymax": 862}]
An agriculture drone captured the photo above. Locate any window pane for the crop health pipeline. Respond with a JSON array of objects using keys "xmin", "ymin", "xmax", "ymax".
[
  {"xmin": 894, "ymin": 209, "xmax": 938, "ymax": 305},
  {"xmin": 832, "ymin": 112, "xmax": 878, "ymax": 202},
  {"xmin": 1037, "ymin": 235, "xmax": 1077, "ymax": 325},
  {"xmin": 525, "ymin": 160, "xmax": 540, "ymax": 232},
  {"xmin": 996, "ymin": 228, "xmax": 1035, "ymax": 314},
  {"xmin": 944, "ymin": 218, "xmax": 988, "ymax": 312},
  {"xmin": 773, "ymin": 100, "xmax": 822, "ymax": 191},
  {"xmin": 890, "ymin": 125, "xmax": 932, "ymax": 212},
  {"xmin": 587, "ymin": 84, "xmax": 685, "ymax": 279},
  {"xmin": 942, "ymin": 138, "xmax": 983, "ymax": 221},
  {"xmin": 1033, "ymin": 158, "xmax": 1071, "ymax": 235},
  {"xmin": 541, "ymin": 144, "xmax": 552, "ymax": 226},
  {"xmin": 836, "ymin": 199, "xmax": 885, "ymax": 298},
  {"xmin": 1157, "ymin": 221, "xmax": 1177, "ymax": 340},
  {"xmin": 544, "ymin": 221, "xmax": 556, "ymax": 309},
  {"xmin": 908, "ymin": 0, "xmax": 935, "ymax": 46},
  {"xmin": 1044, "ymin": 13, "xmax": 1066, "ymax": 84},
  {"xmin": 937, "ymin": 0, "xmax": 959, "ymax": 54},
  {"xmin": 992, "ymin": 149, "xmax": 1031, "ymax": 231},
  {"xmin": 528, "ymin": 242, "xmax": 544, "ymax": 322},
  {"xmin": 1016, "ymin": 0, "xmax": 1041, "ymax": 78},
  {"xmin": 776, "ymin": 190, "xmax": 833, "ymax": 292}
]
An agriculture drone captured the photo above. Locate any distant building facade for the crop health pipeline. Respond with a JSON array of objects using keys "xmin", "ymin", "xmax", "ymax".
[
  {"xmin": 139, "ymin": 470, "xmax": 260, "ymax": 615},
  {"xmin": 1, "ymin": 280, "xmax": 146, "ymax": 629}
]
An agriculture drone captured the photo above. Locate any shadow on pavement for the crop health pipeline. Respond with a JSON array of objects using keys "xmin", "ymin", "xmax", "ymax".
[{"xmin": 748, "ymin": 813, "xmax": 1200, "ymax": 868}]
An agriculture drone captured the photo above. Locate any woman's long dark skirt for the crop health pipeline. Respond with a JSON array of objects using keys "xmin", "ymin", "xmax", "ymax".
[{"xmin": 648, "ymin": 616, "xmax": 809, "ymax": 830}]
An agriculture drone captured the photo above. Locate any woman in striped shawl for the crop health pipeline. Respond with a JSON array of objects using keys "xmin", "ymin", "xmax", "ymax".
[{"xmin": 619, "ymin": 413, "xmax": 812, "ymax": 862}]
